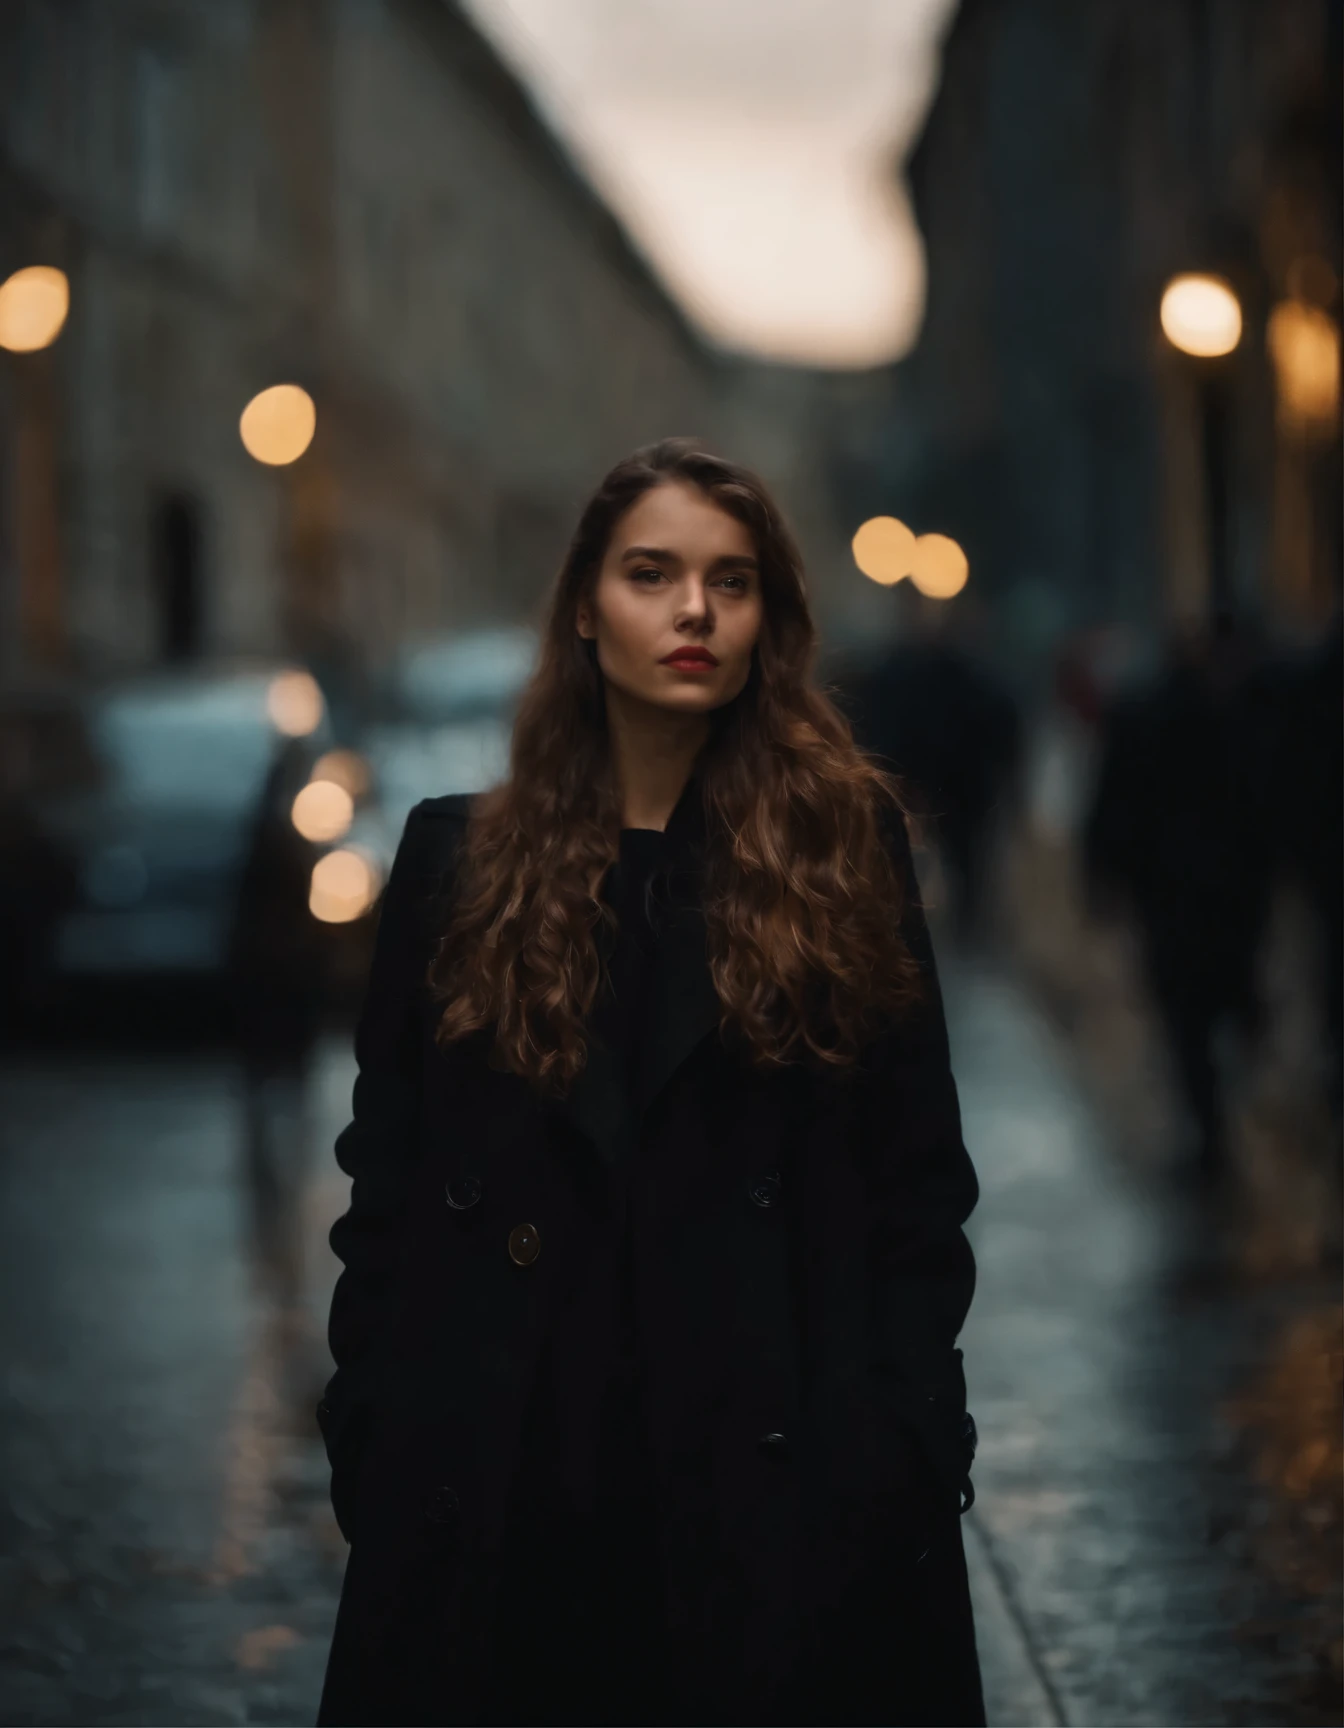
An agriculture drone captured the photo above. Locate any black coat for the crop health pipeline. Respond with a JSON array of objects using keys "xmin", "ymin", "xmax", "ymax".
[{"xmin": 315, "ymin": 780, "xmax": 985, "ymax": 1727}]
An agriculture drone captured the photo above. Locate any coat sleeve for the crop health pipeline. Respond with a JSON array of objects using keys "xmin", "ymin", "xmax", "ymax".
[
  {"xmin": 866, "ymin": 804, "xmax": 980, "ymax": 1508},
  {"xmin": 315, "ymin": 800, "xmax": 463, "ymax": 1532}
]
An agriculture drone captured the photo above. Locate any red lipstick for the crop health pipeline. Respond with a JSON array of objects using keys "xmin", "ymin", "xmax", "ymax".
[{"xmin": 659, "ymin": 647, "xmax": 719, "ymax": 670}]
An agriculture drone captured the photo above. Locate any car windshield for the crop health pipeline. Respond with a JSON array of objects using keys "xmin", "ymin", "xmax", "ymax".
[
  {"xmin": 364, "ymin": 718, "xmax": 512, "ymax": 834},
  {"xmin": 395, "ymin": 628, "xmax": 537, "ymax": 724},
  {"xmin": 92, "ymin": 676, "xmax": 279, "ymax": 808}
]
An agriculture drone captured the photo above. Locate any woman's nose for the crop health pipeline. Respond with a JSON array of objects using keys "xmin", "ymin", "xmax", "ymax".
[{"xmin": 675, "ymin": 579, "xmax": 711, "ymax": 620}]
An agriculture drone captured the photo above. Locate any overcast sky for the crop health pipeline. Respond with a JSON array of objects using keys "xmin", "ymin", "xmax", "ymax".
[{"xmin": 459, "ymin": 0, "xmax": 959, "ymax": 368}]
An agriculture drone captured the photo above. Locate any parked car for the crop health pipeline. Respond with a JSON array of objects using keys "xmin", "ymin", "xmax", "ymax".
[
  {"xmin": 358, "ymin": 625, "xmax": 537, "ymax": 865},
  {"xmin": 0, "ymin": 679, "xmax": 94, "ymax": 1034},
  {"xmin": 4, "ymin": 663, "xmax": 354, "ymax": 1032}
]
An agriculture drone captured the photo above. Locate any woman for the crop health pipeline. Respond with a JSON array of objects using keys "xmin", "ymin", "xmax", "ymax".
[{"xmin": 315, "ymin": 440, "xmax": 985, "ymax": 1727}]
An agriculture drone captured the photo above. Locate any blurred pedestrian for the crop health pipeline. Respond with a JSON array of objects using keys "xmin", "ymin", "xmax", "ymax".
[
  {"xmin": 226, "ymin": 736, "xmax": 327, "ymax": 1334},
  {"xmin": 846, "ymin": 587, "xmax": 1022, "ymax": 943},
  {"xmin": 316, "ymin": 440, "xmax": 983, "ymax": 1727},
  {"xmin": 1260, "ymin": 616, "xmax": 1343, "ymax": 1254},
  {"xmin": 1083, "ymin": 615, "xmax": 1275, "ymax": 1184},
  {"xmin": 1267, "ymin": 618, "xmax": 1343, "ymax": 1119}
]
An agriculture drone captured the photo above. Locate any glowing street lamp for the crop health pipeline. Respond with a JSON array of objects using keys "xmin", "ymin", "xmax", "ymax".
[
  {"xmin": 309, "ymin": 847, "xmax": 381, "ymax": 923},
  {"xmin": 909, "ymin": 534, "xmax": 969, "ymax": 599},
  {"xmin": 0, "ymin": 265, "xmax": 70, "ymax": 352},
  {"xmin": 312, "ymin": 748, "xmax": 371, "ymax": 798},
  {"xmin": 267, "ymin": 669, "xmax": 324, "ymax": 736},
  {"xmin": 1161, "ymin": 273, "xmax": 1243, "ymax": 616},
  {"xmin": 291, "ymin": 779, "xmax": 354, "ymax": 843},
  {"xmin": 1267, "ymin": 299, "xmax": 1341, "ymax": 429},
  {"xmin": 240, "ymin": 383, "xmax": 316, "ymax": 465},
  {"xmin": 852, "ymin": 516, "xmax": 916, "ymax": 585},
  {"xmin": 1160, "ymin": 273, "xmax": 1242, "ymax": 358}
]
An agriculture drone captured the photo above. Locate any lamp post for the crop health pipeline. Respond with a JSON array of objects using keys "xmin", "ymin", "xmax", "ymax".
[
  {"xmin": 1159, "ymin": 272, "xmax": 1243, "ymax": 622},
  {"xmin": 0, "ymin": 266, "xmax": 72, "ymax": 669}
]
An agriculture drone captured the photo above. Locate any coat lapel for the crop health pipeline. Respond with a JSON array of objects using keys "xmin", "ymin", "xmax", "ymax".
[{"xmin": 549, "ymin": 771, "xmax": 723, "ymax": 1168}]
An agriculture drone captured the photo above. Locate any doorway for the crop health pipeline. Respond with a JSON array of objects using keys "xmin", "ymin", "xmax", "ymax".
[{"xmin": 153, "ymin": 490, "xmax": 204, "ymax": 662}]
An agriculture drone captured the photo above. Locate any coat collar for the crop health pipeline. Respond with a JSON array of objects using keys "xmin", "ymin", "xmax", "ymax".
[{"xmin": 547, "ymin": 769, "xmax": 723, "ymax": 1168}]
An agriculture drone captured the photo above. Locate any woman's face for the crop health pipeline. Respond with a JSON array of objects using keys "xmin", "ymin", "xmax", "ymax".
[{"xmin": 576, "ymin": 481, "xmax": 764, "ymax": 717}]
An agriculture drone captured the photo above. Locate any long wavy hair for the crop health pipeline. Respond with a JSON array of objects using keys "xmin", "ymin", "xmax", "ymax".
[{"xmin": 430, "ymin": 437, "xmax": 920, "ymax": 1095}]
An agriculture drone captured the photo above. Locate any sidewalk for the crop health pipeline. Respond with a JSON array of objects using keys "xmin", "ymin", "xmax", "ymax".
[{"xmin": 944, "ymin": 947, "xmax": 1342, "ymax": 1726}]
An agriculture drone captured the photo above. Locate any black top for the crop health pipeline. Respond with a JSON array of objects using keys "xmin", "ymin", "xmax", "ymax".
[
  {"xmin": 595, "ymin": 825, "xmax": 674, "ymax": 1115},
  {"xmin": 591, "ymin": 824, "xmax": 671, "ymax": 1492}
]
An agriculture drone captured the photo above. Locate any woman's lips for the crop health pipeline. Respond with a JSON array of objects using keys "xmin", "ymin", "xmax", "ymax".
[{"xmin": 660, "ymin": 652, "xmax": 718, "ymax": 671}]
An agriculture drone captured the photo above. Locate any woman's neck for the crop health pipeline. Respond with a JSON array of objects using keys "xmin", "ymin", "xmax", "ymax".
[{"xmin": 605, "ymin": 685, "xmax": 709, "ymax": 831}]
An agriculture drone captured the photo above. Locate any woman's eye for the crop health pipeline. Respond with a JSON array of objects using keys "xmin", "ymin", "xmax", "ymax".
[{"xmin": 629, "ymin": 567, "xmax": 747, "ymax": 591}]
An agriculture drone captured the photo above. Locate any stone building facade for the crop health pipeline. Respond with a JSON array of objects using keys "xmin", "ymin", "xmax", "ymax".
[
  {"xmin": 829, "ymin": 0, "xmax": 1341, "ymax": 680},
  {"xmin": 0, "ymin": 0, "xmax": 847, "ymax": 689}
]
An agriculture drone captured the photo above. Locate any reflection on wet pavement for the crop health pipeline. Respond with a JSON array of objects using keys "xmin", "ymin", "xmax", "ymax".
[
  {"xmin": 0, "ymin": 1054, "xmax": 348, "ymax": 1726},
  {"xmin": 0, "ymin": 959, "xmax": 1339, "ymax": 1725},
  {"xmin": 949, "ymin": 957, "xmax": 1342, "ymax": 1727}
]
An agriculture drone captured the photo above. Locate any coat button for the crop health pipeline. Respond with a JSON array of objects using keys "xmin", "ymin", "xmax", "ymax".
[
  {"xmin": 757, "ymin": 1431, "xmax": 790, "ymax": 1456},
  {"xmin": 508, "ymin": 1222, "xmax": 541, "ymax": 1265},
  {"xmin": 445, "ymin": 1175, "xmax": 482, "ymax": 1210},
  {"xmin": 748, "ymin": 1171, "xmax": 782, "ymax": 1208},
  {"xmin": 422, "ymin": 1485, "xmax": 460, "ymax": 1525}
]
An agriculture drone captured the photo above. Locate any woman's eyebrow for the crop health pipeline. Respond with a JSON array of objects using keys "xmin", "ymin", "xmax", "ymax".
[{"xmin": 619, "ymin": 545, "xmax": 759, "ymax": 572}]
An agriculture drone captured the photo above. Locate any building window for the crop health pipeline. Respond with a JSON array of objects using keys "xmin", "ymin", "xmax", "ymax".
[{"xmin": 133, "ymin": 41, "xmax": 187, "ymax": 238}]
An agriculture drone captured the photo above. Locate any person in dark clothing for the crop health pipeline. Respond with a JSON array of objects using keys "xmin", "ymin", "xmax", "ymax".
[
  {"xmin": 1265, "ymin": 619, "xmax": 1343, "ymax": 1122},
  {"xmin": 226, "ymin": 737, "xmax": 327, "ymax": 1320},
  {"xmin": 847, "ymin": 598, "xmax": 1021, "ymax": 943},
  {"xmin": 1083, "ymin": 620, "xmax": 1275, "ymax": 1182},
  {"xmin": 1254, "ymin": 618, "xmax": 1343, "ymax": 1253},
  {"xmin": 316, "ymin": 440, "xmax": 984, "ymax": 1727}
]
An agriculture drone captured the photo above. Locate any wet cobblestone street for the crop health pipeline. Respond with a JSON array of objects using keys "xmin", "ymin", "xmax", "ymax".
[
  {"xmin": 0, "ymin": 955, "xmax": 1339, "ymax": 1725},
  {"xmin": 948, "ymin": 958, "xmax": 1341, "ymax": 1727}
]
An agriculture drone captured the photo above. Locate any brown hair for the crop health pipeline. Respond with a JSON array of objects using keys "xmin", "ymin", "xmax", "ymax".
[{"xmin": 430, "ymin": 437, "xmax": 920, "ymax": 1095}]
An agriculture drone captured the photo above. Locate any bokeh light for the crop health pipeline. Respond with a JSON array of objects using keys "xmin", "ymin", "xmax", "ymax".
[
  {"xmin": 1267, "ymin": 300, "xmax": 1341, "ymax": 427},
  {"xmin": 909, "ymin": 533, "xmax": 969, "ymax": 599},
  {"xmin": 0, "ymin": 265, "xmax": 70, "ymax": 352},
  {"xmin": 1159, "ymin": 273, "xmax": 1242, "ymax": 358},
  {"xmin": 291, "ymin": 780, "xmax": 354, "ymax": 843},
  {"xmin": 312, "ymin": 749, "xmax": 371, "ymax": 798},
  {"xmin": 310, "ymin": 848, "xmax": 381, "ymax": 923},
  {"xmin": 266, "ymin": 670, "xmax": 324, "ymax": 736},
  {"xmin": 851, "ymin": 516, "xmax": 916, "ymax": 585},
  {"xmin": 239, "ymin": 384, "xmax": 316, "ymax": 465}
]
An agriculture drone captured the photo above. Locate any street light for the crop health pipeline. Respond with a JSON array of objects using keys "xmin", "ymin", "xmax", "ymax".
[
  {"xmin": 266, "ymin": 669, "xmax": 324, "ymax": 736},
  {"xmin": 291, "ymin": 780, "xmax": 354, "ymax": 843},
  {"xmin": 0, "ymin": 265, "xmax": 70, "ymax": 352},
  {"xmin": 1160, "ymin": 272, "xmax": 1243, "ymax": 617},
  {"xmin": 239, "ymin": 383, "xmax": 316, "ymax": 465},
  {"xmin": 1267, "ymin": 299, "xmax": 1341, "ymax": 430},
  {"xmin": 851, "ymin": 516, "xmax": 916, "ymax": 584},
  {"xmin": 310, "ymin": 847, "xmax": 381, "ymax": 923},
  {"xmin": 909, "ymin": 534, "xmax": 969, "ymax": 599},
  {"xmin": 312, "ymin": 748, "xmax": 371, "ymax": 798},
  {"xmin": 1160, "ymin": 273, "xmax": 1242, "ymax": 358}
]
